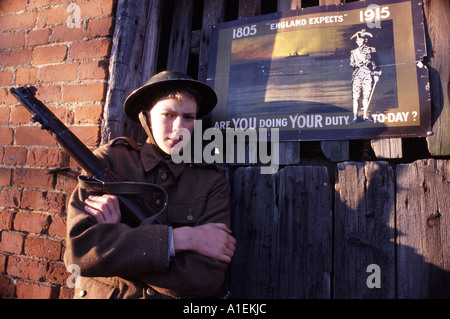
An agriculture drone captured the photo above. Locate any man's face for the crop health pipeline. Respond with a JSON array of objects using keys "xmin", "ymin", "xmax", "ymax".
[
  {"xmin": 356, "ymin": 37, "xmax": 365, "ymax": 47},
  {"xmin": 149, "ymin": 91, "xmax": 198, "ymax": 155}
]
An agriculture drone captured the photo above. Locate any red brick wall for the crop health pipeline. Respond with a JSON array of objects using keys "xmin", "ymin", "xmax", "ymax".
[{"xmin": 0, "ymin": 0, "xmax": 116, "ymax": 299}]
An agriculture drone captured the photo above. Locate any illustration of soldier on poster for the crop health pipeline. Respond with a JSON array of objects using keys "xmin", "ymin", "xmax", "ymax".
[
  {"xmin": 206, "ymin": 0, "xmax": 430, "ymax": 141},
  {"xmin": 350, "ymin": 29, "xmax": 381, "ymax": 124}
]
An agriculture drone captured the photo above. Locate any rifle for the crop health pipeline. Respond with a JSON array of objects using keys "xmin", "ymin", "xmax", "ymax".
[{"xmin": 9, "ymin": 86, "xmax": 167, "ymax": 227}]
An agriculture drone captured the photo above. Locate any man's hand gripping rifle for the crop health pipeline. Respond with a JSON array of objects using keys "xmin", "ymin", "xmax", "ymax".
[{"xmin": 10, "ymin": 86, "xmax": 167, "ymax": 227}]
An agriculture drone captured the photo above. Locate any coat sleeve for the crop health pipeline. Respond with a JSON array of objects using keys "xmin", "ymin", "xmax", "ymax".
[
  {"xmin": 64, "ymin": 144, "xmax": 170, "ymax": 278},
  {"xmin": 64, "ymin": 186, "xmax": 170, "ymax": 278},
  {"xmin": 137, "ymin": 169, "xmax": 231, "ymax": 298}
]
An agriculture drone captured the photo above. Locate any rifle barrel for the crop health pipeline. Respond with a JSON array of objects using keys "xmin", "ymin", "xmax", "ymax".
[{"xmin": 9, "ymin": 86, "xmax": 158, "ymax": 226}]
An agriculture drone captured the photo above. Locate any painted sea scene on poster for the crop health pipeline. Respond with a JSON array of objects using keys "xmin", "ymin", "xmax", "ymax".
[{"xmin": 227, "ymin": 22, "xmax": 397, "ymax": 121}]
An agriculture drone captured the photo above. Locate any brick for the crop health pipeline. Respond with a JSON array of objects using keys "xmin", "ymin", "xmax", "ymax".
[
  {"xmin": 0, "ymin": 231, "xmax": 24, "ymax": 254},
  {"xmin": 0, "ymin": 210, "xmax": 15, "ymax": 230},
  {"xmin": 54, "ymin": 173, "xmax": 78, "ymax": 193},
  {"xmin": 0, "ymin": 168, "xmax": 12, "ymax": 186},
  {"xmin": 39, "ymin": 63, "xmax": 78, "ymax": 83},
  {"xmin": 50, "ymin": 24, "xmax": 83, "ymax": 43},
  {"xmin": 0, "ymin": 253, "xmax": 6, "ymax": 272},
  {"xmin": 74, "ymin": 104, "xmax": 103, "ymax": 124},
  {"xmin": 0, "ymin": 127, "xmax": 13, "ymax": 145},
  {"xmin": 3, "ymin": 147, "xmax": 27, "ymax": 165},
  {"xmin": 13, "ymin": 168, "xmax": 54, "ymax": 188},
  {"xmin": 79, "ymin": 0, "xmax": 115, "ymax": 18},
  {"xmin": 15, "ymin": 67, "xmax": 38, "ymax": 85},
  {"xmin": 16, "ymin": 280, "xmax": 59, "ymax": 299},
  {"xmin": 63, "ymin": 82, "xmax": 106, "ymax": 102},
  {"xmin": 0, "ymin": 12, "xmax": 37, "ymax": 31},
  {"xmin": 13, "ymin": 211, "xmax": 50, "ymax": 234},
  {"xmin": 0, "ymin": 107, "xmax": 10, "ymax": 123},
  {"xmin": 28, "ymin": 0, "xmax": 51, "ymax": 9},
  {"xmin": 69, "ymin": 155, "xmax": 83, "ymax": 170},
  {"xmin": 0, "ymin": 275, "xmax": 15, "ymax": 299},
  {"xmin": 59, "ymin": 285, "xmax": 74, "ymax": 299},
  {"xmin": 0, "ymin": 0, "xmax": 28, "ymax": 13},
  {"xmin": 0, "ymin": 107, "xmax": 11, "ymax": 125},
  {"xmin": 15, "ymin": 126, "xmax": 58, "ymax": 146},
  {"xmin": 37, "ymin": 6, "xmax": 69, "ymax": 27},
  {"xmin": 70, "ymin": 39, "xmax": 111, "ymax": 60},
  {"xmin": 32, "ymin": 45, "xmax": 67, "ymax": 65},
  {"xmin": 0, "ymin": 188, "xmax": 22, "ymax": 209},
  {"xmin": 34, "ymin": 84, "xmax": 62, "ymax": 103},
  {"xmin": 86, "ymin": 17, "xmax": 115, "ymax": 38},
  {"xmin": 27, "ymin": 148, "xmax": 70, "ymax": 167},
  {"xmin": 0, "ymin": 31, "xmax": 25, "ymax": 50},
  {"xmin": 7, "ymin": 255, "xmax": 47, "ymax": 281},
  {"xmin": 20, "ymin": 189, "xmax": 66, "ymax": 214},
  {"xmin": 49, "ymin": 105, "xmax": 74, "ymax": 125},
  {"xmin": 48, "ymin": 215, "xmax": 66, "ymax": 238},
  {"xmin": 0, "ymin": 70, "xmax": 14, "ymax": 86},
  {"xmin": 27, "ymin": 28, "xmax": 50, "ymax": 46},
  {"xmin": 46, "ymin": 261, "xmax": 67, "ymax": 285},
  {"xmin": 10, "ymin": 105, "xmax": 32, "ymax": 124},
  {"xmin": 70, "ymin": 125, "xmax": 101, "ymax": 147},
  {"xmin": 24, "ymin": 235, "xmax": 62, "ymax": 260},
  {"xmin": 0, "ymin": 49, "xmax": 32, "ymax": 67},
  {"xmin": 51, "ymin": 0, "xmax": 75, "ymax": 5},
  {"xmin": 1, "ymin": 88, "xmax": 18, "ymax": 105},
  {"xmin": 79, "ymin": 60, "xmax": 108, "ymax": 81}
]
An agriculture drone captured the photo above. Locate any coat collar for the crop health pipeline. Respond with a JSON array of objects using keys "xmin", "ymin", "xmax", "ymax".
[{"xmin": 140, "ymin": 142, "xmax": 186, "ymax": 178}]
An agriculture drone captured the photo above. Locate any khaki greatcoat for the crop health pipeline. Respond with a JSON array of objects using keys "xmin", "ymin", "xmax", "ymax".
[{"xmin": 64, "ymin": 137, "xmax": 230, "ymax": 299}]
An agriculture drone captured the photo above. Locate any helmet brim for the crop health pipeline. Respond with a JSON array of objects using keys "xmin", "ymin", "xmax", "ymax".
[{"xmin": 123, "ymin": 77, "xmax": 217, "ymax": 123}]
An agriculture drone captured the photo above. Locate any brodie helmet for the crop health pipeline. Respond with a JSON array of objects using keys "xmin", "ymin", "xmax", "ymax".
[{"xmin": 123, "ymin": 70, "xmax": 218, "ymax": 123}]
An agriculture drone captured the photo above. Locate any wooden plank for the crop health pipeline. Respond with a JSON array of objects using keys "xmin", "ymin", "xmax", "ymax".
[
  {"xmin": 238, "ymin": 0, "xmax": 261, "ymax": 19},
  {"xmin": 190, "ymin": 30, "xmax": 201, "ymax": 55},
  {"xmin": 277, "ymin": 0, "xmax": 302, "ymax": 11},
  {"xmin": 334, "ymin": 161, "xmax": 395, "ymax": 298},
  {"xmin": 319, "ymin": 0, "xmax": 342, "ymax": 5},
  {"xmin": 102, "ymin": 0, "xmax": 160, "ymax": 144},
  {"xmin": 230, "ymin": 166, "xmax": 332, "ymax": 298},
  {"xmin": 167, "ymin": 0, "xmax": 195, "ymax": 73},
  {"xmin": 278, "ymin": 141, "xmax": 300, "ymax": 165},
  {"xmin": 276, "ymin": 166, "xmax": 332, "ymax": 298},
  {"xmin": 321, "ymin": 140, "xmax": 349, "ymax": 162},
  {"xmin": 424, "ymin": 0, "xmax": 450, "ymax": 156},
  {"xmin": 198, "ymin": 0, "xmax": 226, "ymax": 82},
  {"xmin": 140, "ymin": 0, "xmax": 164, "ymax": 84},
  {"xmin": 370, "ymin": 138, "xmax": 403, "ymax": 159},
  {"xmin": 230, "ymin": 167, "xmax": 277, "ymax": 298},
  {"xmin": 396, "ymin": 159, "xmax": 450, "ymax": 298}
]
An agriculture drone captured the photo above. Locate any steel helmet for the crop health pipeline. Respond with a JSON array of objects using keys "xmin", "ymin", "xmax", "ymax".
[{"xmin": 123, "ymin": 70, "xmax": 218, "ymax": 122}]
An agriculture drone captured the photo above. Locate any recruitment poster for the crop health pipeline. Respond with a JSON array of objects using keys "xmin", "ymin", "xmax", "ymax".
[{"xmin": 206, "ymin": 0, "xmax": 430, "ymax": 141}]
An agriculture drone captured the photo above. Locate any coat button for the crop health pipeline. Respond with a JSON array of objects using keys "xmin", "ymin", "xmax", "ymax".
[
  {"xmin": 146, "ymin": 287, "xmax": 155, "ymax": 297},
  {"xmin": 186, "ymin": 214, "xmax": 194, "ymax": 221},
  {"xmin": 160, "ymin": 172, "xmax": 168, "ymax": 181},
  {"xmin": 79, "ymin": 290, "xmax": 86, "ymax": 298},
  {"xmin": 155, "ymin": 199, "xmax": 162, "ymax": 207}
]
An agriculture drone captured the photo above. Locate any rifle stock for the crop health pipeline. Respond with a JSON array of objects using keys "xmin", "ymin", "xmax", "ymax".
[{"xmin": 10, "ymin": 86, "xmax": 165, "ymax": 226}]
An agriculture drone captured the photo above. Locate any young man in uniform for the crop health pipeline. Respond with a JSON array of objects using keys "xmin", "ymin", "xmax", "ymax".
[{"xmin": 64, "ymin": 71, "xmax": 236, "ymax": 299}]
